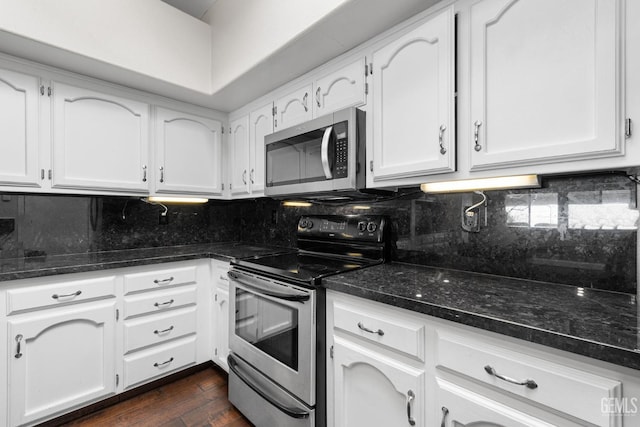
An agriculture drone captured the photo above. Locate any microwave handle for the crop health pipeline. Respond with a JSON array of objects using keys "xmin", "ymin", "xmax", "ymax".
[{"xmin": 321, "ymin": 126, "xmax": 333, "ymax": 179}]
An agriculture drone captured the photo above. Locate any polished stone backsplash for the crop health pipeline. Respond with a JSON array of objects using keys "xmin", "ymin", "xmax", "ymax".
[{"xmin": 0, "ymin": 174, "xmax": 636, "ymax": 293}]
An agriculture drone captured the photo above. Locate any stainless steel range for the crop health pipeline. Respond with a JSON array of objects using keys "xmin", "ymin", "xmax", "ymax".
[{"xmin": 227, "ymin": 215, "xmax": 389, "ymax": 427}]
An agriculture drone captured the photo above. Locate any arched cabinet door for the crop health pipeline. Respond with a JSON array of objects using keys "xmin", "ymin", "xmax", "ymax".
[
  {"xmin": 274, "ymin": 84, "xmax": 313, "ymax": 131},
  {"xmin": 51, "ymin": 82, "xmax": 150, "ymax": 192},
  {"xmin": 332, "ymin": 337, "xmax": 425, "ymax": 427},
  {"xmin": 371, "ymin": 5, "xmax": 455, "ymax": 183},
  {"xmin": 314, "ymin": 57, "xmax": 366, "ymax": 117},
  {"xmin": 0, "ymin": 68, "xmax": 41, "ymax": 187},
  {"xmin": 155, "ymin": 107, "xmax": 223, "ymax": 196},
  {"xmin": 469, "ymin": 0, "xmax": 621, "ymax": 171},
  {"xmin": 248, "ymin": 102, "xmax": 273, "ymax": 196},
  {"xmin": 229, "ymin": 115, "xmax": 250, "ymax": 197}
]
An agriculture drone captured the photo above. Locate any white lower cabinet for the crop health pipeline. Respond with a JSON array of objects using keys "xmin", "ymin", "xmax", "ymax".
[
  {"xmin": 7, "ymin": 299, "xmax": 117, "ymax": 426},
  {"xmin": 212, "ymin": 260, "xmax": 230, "ymax": 371}
]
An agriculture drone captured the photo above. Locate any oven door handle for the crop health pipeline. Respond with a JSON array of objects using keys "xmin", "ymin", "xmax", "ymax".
[
  {"xmin": 228, "ymin": 354, "xmax": 311, "ymax": 419},
  {"xmin": 228, "ymin": 271, "xmax": 310, "ymax": 302},
  {"xmin": 321, "ymin": 126, "xmax": 333, "ymax": 179}
]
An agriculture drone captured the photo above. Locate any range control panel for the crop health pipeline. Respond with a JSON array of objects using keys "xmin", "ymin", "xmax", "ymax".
[{"xmin": 297, "ymin": 215, "xmax": 387, "ymax": 243}]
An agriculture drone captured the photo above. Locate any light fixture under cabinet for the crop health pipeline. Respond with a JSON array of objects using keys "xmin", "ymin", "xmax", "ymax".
[
  {"xmin": 144, "ymin": 196, "xmax": 209, "ymax": 204},
  {"xmin": 420, "ymin": 174, "xmax": 540, "ymax": 193}
]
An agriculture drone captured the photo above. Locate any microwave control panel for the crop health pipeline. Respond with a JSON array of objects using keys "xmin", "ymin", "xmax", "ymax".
[{"xmin": 334, "ymin": 122, "xmax": 348, "ymax": 178}]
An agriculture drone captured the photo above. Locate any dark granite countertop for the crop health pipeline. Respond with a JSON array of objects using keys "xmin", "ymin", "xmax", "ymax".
[
  {"xmin": 0, "ymin": 243, "xmax": 291, "ymax": 283},
  {"xmin": 323, "ymin": 262, "xmax": 640, "ymax": 371}
]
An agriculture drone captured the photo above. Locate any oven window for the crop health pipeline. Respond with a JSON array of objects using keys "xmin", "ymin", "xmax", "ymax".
[{"xmin": 234, "ymin": 288, "xmax": 299, "ymax": 370}]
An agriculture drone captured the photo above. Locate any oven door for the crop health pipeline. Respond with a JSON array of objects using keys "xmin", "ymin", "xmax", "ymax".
[{"xmin": 228, "ymin": 268, "xmax": 316, "ymax": 406}]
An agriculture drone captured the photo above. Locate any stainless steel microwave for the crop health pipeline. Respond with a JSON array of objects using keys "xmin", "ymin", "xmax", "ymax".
[{"xmin": 265, "ymin": 107, "xmax": 365, "ymax": 198}]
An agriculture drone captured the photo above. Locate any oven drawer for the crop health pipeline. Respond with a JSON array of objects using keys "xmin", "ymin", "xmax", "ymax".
[
  {"xmin": 123, "ymin": 285, "xmax": 197, "ymax": 319},
  {"xmin": 123, "ymin": 264, "xmax": 197, "ymax": 294},
  {"xmin": 123, "ymin": 335, "xmax": 196, "ymax": 390},
  {"xmin": 437, "ymin": 332, "xmax": 622, "ymax": 426},
  {"xmin": 123, "ymin": 306, "xmax": 197, "ymax": 353},
  {"xmin": 333, "ymin": 301, "xmax": 425, "ymax": 361}
]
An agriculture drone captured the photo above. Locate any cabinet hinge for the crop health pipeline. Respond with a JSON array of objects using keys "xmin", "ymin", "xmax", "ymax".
[
  {"xmin": 330, "ymin": 345, "xmax": 334, "ymax": 359},
  {"xmin": 364, "ymin": 63, "xmax": 369, "ymax": 76},
  {"xmin": 222, "ymin": 183, "xmax": 225, "ymax": 191},
  {"xmin": 272, "ymin": 105, "xmax": 277, "ymax": 116},
  {"xmin": 221, "ymin": 126, "xmax": 225, "ymax": 134},
  {"xmin": 47, "ymin": 86, "xmax": 52, "ymax": 97},
  {"xmin": 214, "ymin": 348, "xmax": 218, "ymax": 356},
  {"xmin": 369, "ymin": 160, "xmax": 373, "ymax": 172},
  {"xmin": 116, "ymin": 309, "xmax": 119, "ymax": 321},
  {"xmin": 626, "ymin": 118, "xmax": 633, "ymax": 138},
  {"xmin": 365, "ymin": 82, "xmax": 369, "ymax": 95},
  {"xmin": 116, "ymin": 374, "xmax": 119, "ymax": 387},
  {"xmin": 230, "ymin": 183, "xmax": 232, "ymax": 190},
  {"xmin": 214, "ymin": 293, "xmax": 218, "ymax": 302}
]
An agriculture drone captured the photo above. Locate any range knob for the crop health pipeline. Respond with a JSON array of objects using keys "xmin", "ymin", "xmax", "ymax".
[
  {"xmin": 306, "ymin": 220, "xmax": 313, "ymax": 229},
  {"xmin": 357, "ymin": 221, "xmax": 367, "ymax": 232},
  {"xmin": 366, "ymin": 222, "xmax": 378, "ymax": 232}
]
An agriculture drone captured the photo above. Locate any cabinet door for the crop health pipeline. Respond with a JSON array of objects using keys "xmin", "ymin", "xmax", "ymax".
[
  {"xmin": 332, "ymin": 337, "xmax": 425, "ymax": 427},
  {"xmin": 51, "ymin": 82, "xmax": 149, "ymax": 192},
  {"xmin": 8, "ymin": 300, "xmax": 116, "ymax": 426},
  {"xmin": 314, "ymin": 58, "xmax": 366, "ymax": 117},
  {"xmin": 437, "ymin": 379, "xmax": 555, "ymax": 427},
  {"xmin": 155, "ymin": 107, "xmax": 223, "ymax": 196},
  {"xmin": 229, "ymin": 115, "xmax": 250, "ymax": 196},
  {"xmin": 469, "ymin": 0, "xmax": 621, "ymax": 170},
  {"xmin": 0, "ymin": 68, "xmax": 41, "ymax": 187},
  {"xmin": 371, "ymin": 6, "xmax": 455, "ymax": 182},
  {"xmin": 274, "ymin": 84, "xmax": 313, "ymax": 131},
  {"xmin": 214, "ymin": 284, "xmax": 229, "ymax": 372},
  {"xmin": 248, "ymin": 103, "xmax": 273, "ymax": 195}
]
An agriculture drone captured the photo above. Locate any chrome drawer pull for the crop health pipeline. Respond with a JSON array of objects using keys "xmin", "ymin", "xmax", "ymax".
[
  {"xmin": 15, "ymin": 334, "xmax": 23, "ymax": 359},
  {"xmin": 484, "ymin": 365, "xmax": 538, "ymax": 389},
  {"xmin": 154, "ymin": 325, "xmax": 174, "ymax": 335},
  {"xmin": 406, "ymin": 390, "xmax": 416, "ymax": 426},
  {"xmin": 154, "ymin": 357, "xmax": 174, "ymax": 368},
  {"xmin": 153, "ymin": 276, "xmax": 174, "ymax": 285},
  {"xmin": 440, "ymin": 406, "xmax": 449, "ymax": 427},
  {"xmin": 357, "ymin": 321, "xmax": 384, "ymax": 336},
  {"xmin": 52, "ymin": 290, "xmax": 82, "ymax": 300},
  {"xmin": 154, "ymin": 299, "xmax": 174, "ymax": 308}
]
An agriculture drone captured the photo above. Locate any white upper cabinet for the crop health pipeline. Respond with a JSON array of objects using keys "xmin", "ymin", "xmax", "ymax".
[
  {"xmin": 0, "ymin": 68, "xmax": 41, "ymax": 188},
  {"xmin": 274, "ymin": 84, "xmax": 313, "ymax": 131},
  {"xmin": 468, "ymin": 0, "xmax": 621, "ymax": 171},
  {"xmin": 313, "ymin": 57, "xmax": 367, "ymax": 117},
  {"xmin": 229, "ymin": 115, "xmax": 250, "ymax": 196},
  {"xmin": 154, "ymin": 107, "xmax": 223, "ymax": 197},
  {"xmin": 51, "ymin": 81, "xmax": 150, "ymax": 192},
  {"xmin": 370, "ymin": 5, "xmax": 456, "ymax": 183},
  {"xmin": 248, "ymin": 102, "xmax": 272, "ymax": 195}
]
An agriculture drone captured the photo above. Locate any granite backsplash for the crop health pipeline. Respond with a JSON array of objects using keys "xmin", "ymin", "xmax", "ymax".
[{"xmin": 0, "ymin": 174, "xmax": 637, "ymax": 293}]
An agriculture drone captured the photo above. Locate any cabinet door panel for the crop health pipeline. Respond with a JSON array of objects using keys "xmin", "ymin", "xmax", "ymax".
[
  {"xmin": 469, "ymin": 0, "xmax": 621, "ymax": 170},
  {"xmin": 8, "ymin": 300, "xmax": 116, "ymax": 426},
  {"xmin": 248, "ymin": 103, "xmax": 273, "ymax": 195},
  {"xmin": 0, "ymin": 68, "xmax": 41, "ymax": 187},
  {"xmin": 155, "ymin": 108, "xmax": 223, "ymax": 196},
  {"xmin": 51, "ymin": 82, "xmax": 149, "ymax": 192},
  {"xmin": 371, "ymin": 6, "xmax": 455, "ymax": 181},
  {"xmin": 275, "ymin": 84, "xmax": 313, "ymax": 131},
  {"xmin": 332, "ymin": 337, "xmax": 425, "ymax": 427},
  {"xmin": 229, "ymin": 115, "xmax": 250, "ymax": 196},
  {"xmin": 314, "ymin": 58, "xmax": 366, "ymax": 116}
]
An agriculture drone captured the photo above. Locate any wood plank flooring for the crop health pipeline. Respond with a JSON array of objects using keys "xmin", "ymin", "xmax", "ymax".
[{"xmin": 59, "ymin": 366, "xmax": 254, "ymax": 427}]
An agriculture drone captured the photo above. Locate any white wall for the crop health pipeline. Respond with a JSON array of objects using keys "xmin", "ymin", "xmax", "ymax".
[
  {"xmin": 204, "ymin": 0, "xmax": 349, "ymax": 93},
  {"xmin": 0, "ymin": 0, "xmax": 212, "ymax": 93}
]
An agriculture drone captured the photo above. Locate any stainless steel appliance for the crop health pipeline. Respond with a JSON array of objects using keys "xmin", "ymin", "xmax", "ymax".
[
  {"xmin": 227, "ymin": 215, "xmax": 389, "ymax": 427},
  {"xmin": 264, "ymin": 107, "xmax": 366, "ymax": 198}
]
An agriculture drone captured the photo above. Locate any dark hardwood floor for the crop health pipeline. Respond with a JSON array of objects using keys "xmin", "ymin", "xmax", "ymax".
[{"xmin": 60, "ymin": 366, "xmax": 253, "ymax": 427}]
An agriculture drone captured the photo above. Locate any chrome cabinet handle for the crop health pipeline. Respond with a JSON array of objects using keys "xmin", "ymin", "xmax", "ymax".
[
  {"xmin": 439, "ymin": 124, "xmax": 447, "ymax": 154},
  {"xmin": 406, "ymin": 390, "xmax": 416, "ymax": 426},
  {"xmin": 52, "ymin": 290, "xmax": 82, "ymax": 300},
  {"xmin": 357, "ymin": 321, "xmax": 384, "ymax": 336},
  {"xmin": 154, "ymin": 325, "xmax": 174, "ymax": 335},
  {"xmin": 142, "ymin": 165, "xmax": 147, "ymax": 182},
  {"xmin": 154, "ymin": 299, "xmax": 174, "ymax": 308},
  {"xmin": 15, "ymin": 334, "xmax": 23, "ymax": 359},
  {"xmin": 441, "ymin": 406, "xmax": 449, "ymax": 427},
  {"xmin": 473, "ymin": 120, "xmax": 483, "ymax": 152},
  {"xmin": 242, "ymin": 169, "xmax": 247, "ymax": 185},
  {"xmin": 159, "ymin": 166, "xmax": 165, "ymax": 183},
  {"xmin": 484, "ymin": 365, "xmax": 538, "ymax": 389},
  {"xmin": 302, "ymin": 92, "xmax": 308, "ymax": 112},
  {"xmin": 154, "ymin": 357, "xmax": 174, "ymax": 368},
  {"xmin": 154, "ymin": 276, "xmax": 174, "ymax": 285},
  {"xmin": 316, "ymin": 87, "xmax": 321, "ymax": 108},
  {"xmin": 250, "ymin": 169, "xmax": 255, "ymax": 184}
]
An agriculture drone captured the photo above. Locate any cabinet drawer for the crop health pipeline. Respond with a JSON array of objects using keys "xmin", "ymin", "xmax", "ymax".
[
  {"xmin": 123, "ymin": 285, "xmax": 197, "ymax": 319},
  {"xmin": 437, "ymin": 333, "xmax": 621, "ymax": 427},
  {"xmin": 123, "ymin": 336, "xmax": 196, "ymax": 390},
  {"xmin": 124, "ymin": 306, "xmax": 196, "ymax": 353},
  {"xmin": 333, "ymin": 302, "xmax": 425, "ymax": 361},
  {"xmin": 7, "ymin": 275, "xmax": 117, "ymax": 314},
  {"xmin": 123, "ymin": 264, "xmax": 197, "ymax": 294}
]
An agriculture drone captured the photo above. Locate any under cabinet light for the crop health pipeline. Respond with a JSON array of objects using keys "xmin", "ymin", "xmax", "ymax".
[
  {"xmin": 420, "ymin": 174, "xmax": 540, "ymax": 193},
  {"xmin": 282, "ymin": 201, "xmax": 313, "ymax": 207},
  {"xmin": 352, "ymin": 205, "xmax": 371, "ymax": 210},
  {"xmin": 145, "ymin": 196, "xmax": 208, "ymax": 204}
]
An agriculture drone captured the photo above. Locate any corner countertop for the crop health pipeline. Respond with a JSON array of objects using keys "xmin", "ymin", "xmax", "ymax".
[
  {"xmin": 323, "ymin": 262, "xmax": 640, "ymax": 371},
  {"xmin": 0, "ymin": 243, "xmax": 291, "ymax": 283}
]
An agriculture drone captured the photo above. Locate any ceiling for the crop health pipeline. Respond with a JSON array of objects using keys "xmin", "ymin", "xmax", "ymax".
[{"xmin": 161, "ymin": 0, "xmax": 216, "ymax": 19}]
